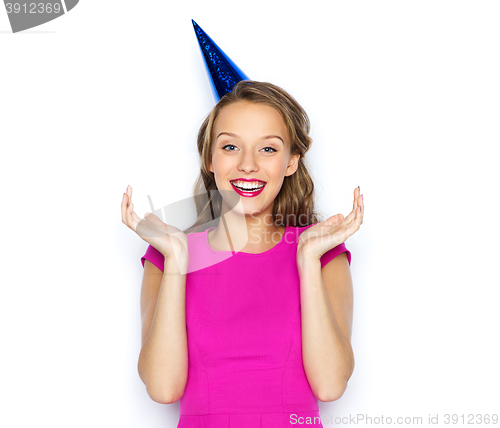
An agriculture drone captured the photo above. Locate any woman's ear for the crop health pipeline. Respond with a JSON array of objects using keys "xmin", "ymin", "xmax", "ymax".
[{"xmin": 285, "ymin": 153, "xmax": 300, "ymax": 177}]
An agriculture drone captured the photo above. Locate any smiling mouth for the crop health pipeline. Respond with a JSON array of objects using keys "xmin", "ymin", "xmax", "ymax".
[{"xmin": 230, "ymin": 182, "xmax": 266, "ymax": 192}]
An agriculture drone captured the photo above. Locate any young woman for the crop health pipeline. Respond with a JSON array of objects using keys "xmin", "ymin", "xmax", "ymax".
[{"xmin": 121, "ymin": 80, "xmax": 364, "ymax": 428}]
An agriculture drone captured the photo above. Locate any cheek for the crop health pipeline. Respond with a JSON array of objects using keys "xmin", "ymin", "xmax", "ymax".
[
  {"xmin": 209, "ymin": 156, "xmax": 228, "ymax": 178},
  {"xmin": 269, "ymin": 158, "xmax": 289, "ymax": 176},
  {"xmin": 209, "ymin": 156, "xmax": 220, "ymax": 173},
  {"xmin": 209, "ymin": 151, "xmax": 221, "ymax": 169}
]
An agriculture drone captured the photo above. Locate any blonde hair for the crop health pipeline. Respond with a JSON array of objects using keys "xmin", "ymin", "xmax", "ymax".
[{"xmin": 183, "ymin": 80, "xmax": 323, "ymax": 234}]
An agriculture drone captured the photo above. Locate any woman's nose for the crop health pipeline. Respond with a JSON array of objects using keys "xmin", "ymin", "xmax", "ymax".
[{"xmin": 237, "ymin": 152, "xmax": 259, "ymax": 173}]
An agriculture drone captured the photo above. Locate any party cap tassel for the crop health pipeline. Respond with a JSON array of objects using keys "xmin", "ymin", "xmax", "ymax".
[{"xmin": 192, "ymin": 19, "xmax": 250, "ymax": 102}]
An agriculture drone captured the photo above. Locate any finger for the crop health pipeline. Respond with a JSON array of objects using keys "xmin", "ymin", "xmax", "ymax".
[
  {"xmin": 125, "ymin": 185, "xmax": 133, "ymax": 205},
  {"xmin": 130, "ymin": 209, "xmax": 142, "ymax": 230},
  {"xmin": 343, "ymin": 200, "xmax": 359, "ymax": 225},
  {"xmin": 343, "ymin": 213, "xmax": 357, "ymax": 232},
  {"xmin": 345, "ymin": 196, "xmax": 364, "ymax": 229},
  {"xmin": 125, "ymin": 187, "xmax": 131, "ymax": 207},
  {"xmin": 126, "ymin": 187, "xmax": 142, "ymax": 225},
  {"xmin": 125, "ymin": 197, "xmax": 135, "ymax": 228},
  {"xmin": 358, "ymin": 195, "xmax": 364, "ymax": 224},
  {"xmin": 128, "ymin": 202, "xmax": 153, "ymax": 235},
  {"xmin": 349, "ymin": 198, "xmax": 364, "ymax": 229},
  {"xmin": 121, "ymin": 193, "xmax": 127, "ymax": 223},
  {"xmin": 121, "ymin": 192, "xmax": 133, "ymax": 227},
  {"xmin": 353, "ymin": 187, "xmax": 359, "ymax": 212},
  {"xmin": 344, "ymin": 192, "xmax": 364, "ymax": 232},
  {"xmin": 357, "ymin": 190, "xmax": 364, "ymax": 216},
  {"xmin": 345, "ymin": 209, "xmax": 363, "ymax": 234},
  {"xmin": 122, "ymin": 187, "xmax": 161, "ymax": 237},
  {"xmin": 125, "ymin": 185, "xmax": 135, "ymax": 220}
]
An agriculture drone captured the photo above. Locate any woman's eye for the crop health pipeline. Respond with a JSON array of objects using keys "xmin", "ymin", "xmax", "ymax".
[{"xmin": 222, "ymin": 145, "xmax": 277, "ymax": 153}]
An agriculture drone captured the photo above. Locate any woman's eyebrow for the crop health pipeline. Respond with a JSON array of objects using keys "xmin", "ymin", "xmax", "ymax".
[
  {"xmin": 216, "ymin": 132, "xmax": 238, "ymax": 139},
  {"xmin": 216, "ymin": 132, "xmax": 284, "ymax": 144},
  {"xmin": 263, "ymin": 135, "xmax": 284, "ymax": 144}
]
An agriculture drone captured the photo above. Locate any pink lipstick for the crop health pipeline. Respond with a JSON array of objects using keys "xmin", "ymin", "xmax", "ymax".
[{"xmin": 230, "ymin": 180, "xmax": 266, "ymax": 198}]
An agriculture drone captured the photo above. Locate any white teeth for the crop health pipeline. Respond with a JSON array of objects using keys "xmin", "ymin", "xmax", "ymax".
[{"xmin": 232, "ymin": 180, "xmax": 265, "ymax": 190}]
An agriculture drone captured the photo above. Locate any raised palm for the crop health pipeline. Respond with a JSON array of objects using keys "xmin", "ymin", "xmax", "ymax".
[
  {"xmin": 298, "ymin": 186, "xmax": 364, "ymax": 259},
  {"xmin": 121, "ymin": 185, "xmax": 188, "ymax": 266}
]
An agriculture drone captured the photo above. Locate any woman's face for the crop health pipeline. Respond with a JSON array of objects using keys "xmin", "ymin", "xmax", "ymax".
[{"xmin": 209, "ymin": 100, "xmax": 300, "ymax": 218}]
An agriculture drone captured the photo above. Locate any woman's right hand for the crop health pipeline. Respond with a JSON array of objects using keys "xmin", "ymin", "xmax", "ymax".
[{"xmin": 121, "ymin": 185, "xmax": 188, "ymax": 266}]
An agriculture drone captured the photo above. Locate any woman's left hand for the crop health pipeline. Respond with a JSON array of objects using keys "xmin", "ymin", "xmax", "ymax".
[{"xmin": 297, "ymin": 186, "xmax": 364, "ymax": 260}]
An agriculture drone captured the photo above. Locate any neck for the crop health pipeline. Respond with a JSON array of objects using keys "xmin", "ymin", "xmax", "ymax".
[{"xmin": 209, "ymin": 204, "xmax": 285, "ymax": 253}]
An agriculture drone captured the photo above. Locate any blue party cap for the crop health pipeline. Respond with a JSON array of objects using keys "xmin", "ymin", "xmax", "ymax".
[{"xmin": 192, "ymin": 19, "xmax": 250, "ymax": 102}]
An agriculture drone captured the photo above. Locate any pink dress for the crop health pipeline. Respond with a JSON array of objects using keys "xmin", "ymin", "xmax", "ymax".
[{"xmin": 141, "ymin": 223, "xmax": 351, "ymax": 428}]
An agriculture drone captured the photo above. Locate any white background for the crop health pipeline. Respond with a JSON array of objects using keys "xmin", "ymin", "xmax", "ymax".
[{"xmin": 1, "ymin": 1, "xmax": 499, "ymax": 427}]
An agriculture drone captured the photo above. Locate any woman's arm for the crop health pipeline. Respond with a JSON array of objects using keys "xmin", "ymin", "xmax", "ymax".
[
  {"xmin": 137, "ymin": 258, "xmax": 188, "ymax": 404},
  {"xmin": 297, "ymin": 251, "xmax": 354, "ymax": 402}
]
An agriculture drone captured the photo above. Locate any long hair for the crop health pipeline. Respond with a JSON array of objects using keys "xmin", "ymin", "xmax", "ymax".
[{"xmin": 182, "ymin": 80, "xmax": 323, "ymax": 234}]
